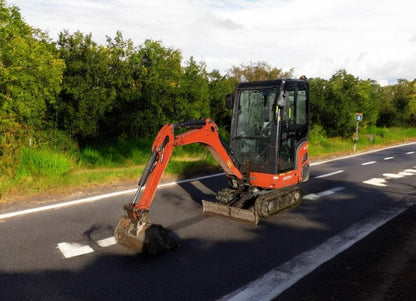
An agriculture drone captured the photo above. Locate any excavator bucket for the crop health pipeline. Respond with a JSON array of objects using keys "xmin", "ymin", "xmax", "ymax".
[
  {"xmin": 114, "ymin": 216, "xmax": 179, "ymax": 254},
  {"xmin": 202, "ymin": 200, "xmax": 259, "ymax": 225}
]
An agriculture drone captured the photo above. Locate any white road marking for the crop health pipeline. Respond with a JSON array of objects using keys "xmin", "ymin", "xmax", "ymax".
[
  {"xmin": 96, "ymin": 236, "xmax": 117, "ymax": 247},
  {"xmin": 313, "ymin": 170, "xmax": 344, "ymax": 179},
  {"xmin": 384, "ymin": 157, "xmax": 394, "ymax": 160},
  {"xmin": 364, "ymin": 168, "xmax": 416, "ymax": 187},
  {"xmin": 362, "ymin": 161, "xmax": 376, "ymax": 166},
  {"xmin": 0, "ymin": 173, "xmax": 224, "ymax": 220},
  {"xmin": 220, "ymin": 205, "xmax": 408, "ymax": 301},
  {"xmin": 57, "ymin": 242, "xmax": 94, "ymax": 259},
  {"xmin": 58, "ymin": 236, "xmax": 117, "ymax": 258},
  {"xmin": 398, "ymin": 171, "xmax": 414, "ymax": 176},
  {"xmin": 0, "ymin": 189, "xmax": 135, "ymax": 220},
  {"xmin": 363, "ymin": 178, "xmax": 387, "ymax": 187},
  {"xmin": 383, "ymin": 173, "xmax": 403, "ymax": 179},
  {"xmin": 406, "ymin": 151, "xmax": 415, "ymax": 155},
  {"xmin": 303, "ymin": 187, "xmax": 345, "ymax": 201}
]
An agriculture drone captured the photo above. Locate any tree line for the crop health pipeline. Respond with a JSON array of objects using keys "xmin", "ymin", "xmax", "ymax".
[{"xmin": 1, "ymin": 1, "xmax": 415, "ymax": 171}]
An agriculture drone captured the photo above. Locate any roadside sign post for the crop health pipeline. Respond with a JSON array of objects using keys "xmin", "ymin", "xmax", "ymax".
[{"xmin": 354, "ymin": 113, "xmax": 363, "ymax": 152}]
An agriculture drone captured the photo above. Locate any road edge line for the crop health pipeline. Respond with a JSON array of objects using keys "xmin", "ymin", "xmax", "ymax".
[
  {"xmin": 0, "ymin": 173, "xmax": 225, "ymax": 220},
  {"xmin": 220, "ymin": 204, "xmax": 409, "ymax": 301}
]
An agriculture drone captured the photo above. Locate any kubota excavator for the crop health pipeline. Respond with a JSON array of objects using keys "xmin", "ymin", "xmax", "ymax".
[{"xmin": 115, "ymin": 78, "xmax": 310, "ymax": 254}]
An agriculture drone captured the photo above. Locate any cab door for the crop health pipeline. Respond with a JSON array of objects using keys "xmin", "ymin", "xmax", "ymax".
[{"xmin": 278, "ymin": 80, "xmax": 309, "ymax": 172}]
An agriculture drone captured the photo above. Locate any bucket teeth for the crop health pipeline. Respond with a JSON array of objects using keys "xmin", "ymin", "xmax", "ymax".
[
  {"xmin": 114, "ymin": 216, "xmax": 179, "ymax": 254},
  {"xmin": 202, "ymin": 200, "xmax": 259, "ymax": 225}
]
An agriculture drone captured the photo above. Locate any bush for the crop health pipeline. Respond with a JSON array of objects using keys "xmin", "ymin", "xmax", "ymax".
[
  {"xmin": 364, "ymin": 125, "xmax": 386, "ymax": 137},
  {"xmin": 15, "ymin": 148, "xmax": 72, "ymax": 179},
  {"xmin": 309, "ymin": 125, "xmax": 328, "ymax": 146}
]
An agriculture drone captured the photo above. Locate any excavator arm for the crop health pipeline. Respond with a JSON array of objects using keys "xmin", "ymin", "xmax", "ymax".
[
  {"xmin": 131, "ymin": 118, "xmax": 242, "ymax": 212},
  {"xmin": 115, "ymin": 119, "xmax": 243, "ymax": 253}
]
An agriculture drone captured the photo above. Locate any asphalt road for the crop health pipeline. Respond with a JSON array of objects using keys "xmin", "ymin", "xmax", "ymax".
[{"xmin": 1, "ymin": 143, "xmax": 415, "ymax": 300}]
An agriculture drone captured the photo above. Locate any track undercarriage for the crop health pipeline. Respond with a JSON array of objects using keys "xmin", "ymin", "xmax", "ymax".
[{"xmin": 202, "ymin": 185, "xmax": 303, "ymax": 225}]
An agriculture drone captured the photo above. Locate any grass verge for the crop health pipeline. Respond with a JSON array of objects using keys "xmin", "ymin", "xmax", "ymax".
[{"xmin": 1, "ymin": 127, "xmax": 415, "ymax": 204}]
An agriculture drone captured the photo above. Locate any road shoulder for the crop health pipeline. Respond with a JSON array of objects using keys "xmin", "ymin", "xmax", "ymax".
[{"xmin": 277, "ymin": 204, "xmax": 416, "ymax": 301}]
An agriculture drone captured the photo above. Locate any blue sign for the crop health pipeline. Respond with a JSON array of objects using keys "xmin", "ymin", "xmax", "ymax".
[{"xmin": 356, "ymin": 113, "xmax": 363, "ymax": 122}]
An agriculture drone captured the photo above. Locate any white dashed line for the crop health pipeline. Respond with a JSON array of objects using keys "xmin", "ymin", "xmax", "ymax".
[
  {"xmin": 363, "ymin": 178, "xmax": 387, "ymax": 187},
  {"xmin": 58, "ymin": 236, "xmax": 117, "ymax": 258},
  {"xmin": 96, "ymin": 236, "xmax": 117, "ymax": 247},
  {"xmin": 384, "ymin": 157, "xmax": 394, "ymax": 160},
  {"xmin": 303, "ymin": 187, "xmax": 345, "ymax": 201},
  {"xmin": 57, "ymin": 242, "xmax": 94, "ymax": 259},
  {"xmin": 406, "ymin": 151, "xmax": 415, "ymax": 155},
  {"xmin": 313, "ymin": 170, "xmax": 344, "ymax": 179},
  {"xmin": 361, "ymin": 161, "xmax": 376, "ymax": 166},
  {"xmin": 364, "ymin": 168, "xmax": 416, "ymax": 187},
  {"xmin": 383, "ymin": 173, "xmax": 403, "ymax": 179}
]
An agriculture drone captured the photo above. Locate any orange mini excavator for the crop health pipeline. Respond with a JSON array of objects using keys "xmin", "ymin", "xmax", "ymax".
[{"xmin": 115, "ymin": 78, "xmax": 310, "ymax": 253}]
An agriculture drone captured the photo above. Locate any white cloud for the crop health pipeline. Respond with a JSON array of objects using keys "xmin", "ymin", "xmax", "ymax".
[{"xmin": 9, "ymin": 0, "xmax": 416, "ymax": 82}]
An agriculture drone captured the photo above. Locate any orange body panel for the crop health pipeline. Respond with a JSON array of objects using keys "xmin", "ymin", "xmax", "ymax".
[{"xmin": 249, "ymin": 141, "xmax": 309, "ymax": 189}]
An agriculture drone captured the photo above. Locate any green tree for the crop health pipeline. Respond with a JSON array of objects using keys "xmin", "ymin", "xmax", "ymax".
[
  {"xmin": 308, "ymin": 77, "xmax": 329, "ymax": 129},
  {"xmin": 132, "ymin": 39, "xmax": 183, "ymax": 136},
  {"xmin": 0, "ymin": 1, "xmax": 64, "ymax": 128},
  {"xmin": 377, "ymin": 84, "xmax": 396, "ymax": 127},
  {"xmin": 324, "ymin": 70, "xmax": 382, "ymax": 137},
  {"xmin": 354, "ymin": 79, "xmax": 382, "ymax": 127},
  {"xmin": 228, "ymin": 61, "xmax": 293, "ymax": 82},
  {"xmin": 99, "ymin": 31, "xmax": 141, "ymax": 140},
  {"xmin": 390, "ymin": 79, "xmax": 415, "ymax": 127},
  {"xmin": 57, "ymin": 31, "xmax": 117, "ymax": 144},
  {"xmin": 377, "ymin": 79, "xmax": 416, "ymax": 127},
  {"xmin": 208, "ymin": 70, "xmax": 235, "ymax": 129},
  {"xmin": 0, "ymin": 1, "xmax": 64, "ymax": 176},
  {"xmin": 408, "ymin": 80, "xmax": 416, "ymax": 126},
  {"xmin": 177, "ymin": 57, "xmax": 210, "ymax": 121}
]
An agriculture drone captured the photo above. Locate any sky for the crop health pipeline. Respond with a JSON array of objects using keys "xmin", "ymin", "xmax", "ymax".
[{"xmin": 9, "ymin": 0, "xmax": 416, "ymax": 85}]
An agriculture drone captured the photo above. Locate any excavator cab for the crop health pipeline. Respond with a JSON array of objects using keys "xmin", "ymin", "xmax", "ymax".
[
  {"xmin": 115, "ymin": 78, "xmax": 309, "ymax": 254},
  {"xmin": 229, "ymin": 79, "xmax": 309, "ymax": 177},
  {"xmin": 202, "ymin": 79, "xmax": 309, "ymax": 222}
]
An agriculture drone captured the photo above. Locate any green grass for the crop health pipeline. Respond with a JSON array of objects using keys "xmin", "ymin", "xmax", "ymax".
[
  {"xmin": 309, "ymin": 126, "xmax": 416, "ymax": 157},
  {"xmin": 15, "ymin": 147, "xmax": 73, "ymax": 179},
  {"xmin": 1, "ymin": 127, "xmax": 415, "ymax": 201}
]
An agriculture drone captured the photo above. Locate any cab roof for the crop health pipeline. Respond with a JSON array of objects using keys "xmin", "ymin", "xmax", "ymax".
[{"xmin": 236, "ymin": 78, "xmax": 305, "ymax": 89}]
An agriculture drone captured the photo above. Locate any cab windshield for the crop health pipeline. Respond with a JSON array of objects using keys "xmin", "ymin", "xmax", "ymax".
[
  {"xmin": 236, "ymin": 88, "xmax": 276, "ymax": 138},
  {"xmin": 233, "ymin": 88, "xmax": 276, "ymax": 169}
]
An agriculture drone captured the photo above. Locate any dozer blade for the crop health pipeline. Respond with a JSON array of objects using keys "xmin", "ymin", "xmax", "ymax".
[
  {"xmin": 114, "ymin": 216, "xmax": 179, "ymax": 254},
  {"xmin": 202, "ymin": 200, "xmax": 259, "ymax": 225}
]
